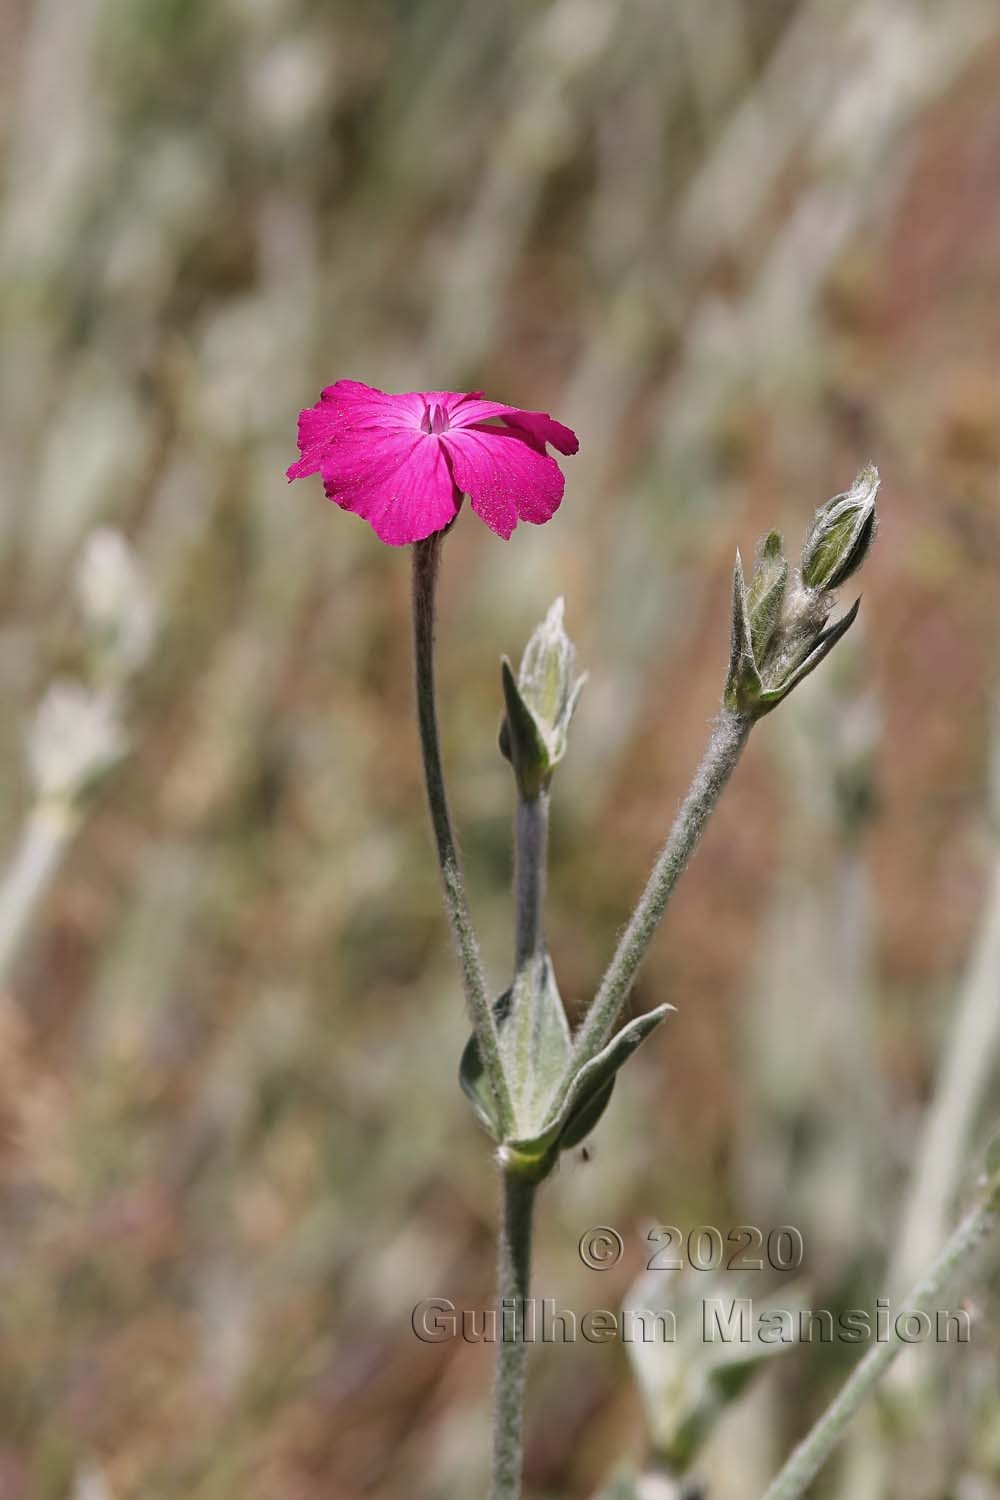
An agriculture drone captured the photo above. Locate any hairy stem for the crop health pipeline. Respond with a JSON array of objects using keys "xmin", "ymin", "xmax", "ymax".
[
  {"xmin": 762, "ymin": 1162, "xmax": 1000, "ymax": 1500},
  {"xmin": 491, "ymin": 1171, "xmax": 537, "ymax": 1500},
  {"xmin": 412, "ymin": 534, "xmax": 513, "ymax": 1134},
  {"xmin": 567, "ymin": 705, "xmax": 751, "ymax": 1078},
  {"xmin": 514, "ymin": 792, "xmax": 549, "ymax": 971}
]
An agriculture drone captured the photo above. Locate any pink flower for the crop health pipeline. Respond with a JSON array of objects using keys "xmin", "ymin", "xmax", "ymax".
[{"xmin": 287, "ymin": 380, "xmax": 578, "ymax": 546}]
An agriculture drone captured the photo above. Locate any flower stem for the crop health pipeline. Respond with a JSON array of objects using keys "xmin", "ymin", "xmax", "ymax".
[
  {"xmin": 411, "ymin": 534, "xmax": 513, "ymax": 1135},
  {"xmin": 491, "ymin": 1169, "xmax": 537, "ymax": 1500},
  {"xmin": 761, "ymin": 1161, "xmax": 1000, "ymax": 1500},
  {"xmin": 567, "ymin": 705, "xmax": 751, "ymax": 1078},
  {"xmin": 514, "ymin": 792, "xmax": 549, "ymax": 971}
]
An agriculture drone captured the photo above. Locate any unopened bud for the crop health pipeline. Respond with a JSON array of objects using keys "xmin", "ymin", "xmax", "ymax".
[
  {"xmin": 725, "ymin": 465, "xmax": 880, "ymax": 719},
  {"xmin": 500, "ymin": 598, "xmax": 586, "ymax": 799},
  {"xmin": 801, "ymin": 463, "xmax": 879, "ymax": 592}
]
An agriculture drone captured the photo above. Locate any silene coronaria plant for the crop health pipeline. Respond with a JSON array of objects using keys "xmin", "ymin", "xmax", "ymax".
[{"xmin": 290, "ymin": 383, "xmax": 997, "ymax": 1499}]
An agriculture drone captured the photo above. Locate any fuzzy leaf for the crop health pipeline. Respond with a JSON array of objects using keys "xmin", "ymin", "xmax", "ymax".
[
  {"xmin": 504, "ymin": 1004, "xmax": 674, "ymax": 1176},
  {"xmin": 499, "ymin": 657, "xmax": 550, "ymax": 798},
  {"xmin": 746, "ymin": 530, "xmax": 788, "ymax": 665},
  {"xmin": 724, "ymin": 550, "xmax": 763, "ymax": 712},
  {"xmin": 458, "ymin": 990, "xmax": 513, "ymax": 1140},
  {"xmin": 757, "ymin": 597, "xmax": 861, "ymax": 713},
  {"xmin": 500, "ymin": 600, "xmax": 586, "ymax": 794},
  {"xmin": 503, "ymin": 952, "xmax": 573, "ymax": 1132},
  {"xmin": 459, "ymin": 954, "xmax": 573, "ymax": 1149}
]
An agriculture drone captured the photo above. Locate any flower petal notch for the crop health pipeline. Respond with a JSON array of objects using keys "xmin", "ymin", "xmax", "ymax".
[{"xmin": 287, "ymin": 380, "xmax": 578, "ymax": 545}]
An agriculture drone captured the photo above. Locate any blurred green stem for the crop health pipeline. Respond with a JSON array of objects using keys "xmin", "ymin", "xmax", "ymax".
[
  {"xmin": 761, "ymin": 1157, "xmax": 1000, "ymax": 1500},
  {"xmin": 566, "ymin": 705, "xmax": 751, "ymax": 1080},
  {"xmin": 888, "ymin": 712, "xmax": 1000, "ymax": 1296},
  {"xmin": 492, "ymin": 1170, "xmax": 536, "ymax": 1500},
  {"xmin": 412, "ymin": 534, "xmax": 513, "ymax": 1134},
  {"xmin": 0, "ymin": 802, "xmax": 76, "ymax": 986},
  {"xmin": 514, "ymin": 792, "xmax": 548, "ymax": 970}
]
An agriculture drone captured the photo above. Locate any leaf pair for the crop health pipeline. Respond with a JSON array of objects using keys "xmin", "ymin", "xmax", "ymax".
[{"xmin": 459, "ymin": 954, "xmax": 672, "ymax": 1181}]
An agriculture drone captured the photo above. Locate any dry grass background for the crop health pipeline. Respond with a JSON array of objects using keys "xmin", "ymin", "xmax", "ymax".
[{"xmin": 1, "ymin": 1, "xmax": 1000, "ymax": 1496}]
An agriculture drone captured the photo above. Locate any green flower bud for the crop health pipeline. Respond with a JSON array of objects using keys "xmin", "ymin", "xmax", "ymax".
[
  {"xmin": 724, "ymin": 464, "xmax": 880, "ymax": 719},
  {"xmin": 801, "ymin": 463, "xmax": 879, "ymax": 592},
  {"xmin": 500, "ymin": 598, "xmax": 586, "ymax": 798}
]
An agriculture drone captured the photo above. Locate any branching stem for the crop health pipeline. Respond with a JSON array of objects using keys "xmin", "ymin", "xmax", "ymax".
[{"xmin": 566, "ymin": 705, "xmax": 751, "ymax": 1082}]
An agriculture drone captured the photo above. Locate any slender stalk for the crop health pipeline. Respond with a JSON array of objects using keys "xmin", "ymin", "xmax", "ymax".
[
  {"xmin": 761, "ymin": 1163, "xmax": 1000, "ymax": 1500},
  {"xmin": 411, "ymin": 534, "xmax": 513, "ymax": 1134},
  {"xmin": 514, "ymin": 792, "xmax": 548, "ymax": 970},
  {"xmin": 491, "ymin": 1170, "xmax": 537, "ymax": 1500},
  {"xmin": 566, "ymin": 705, "xmax": 751, "ymax": 1079}
]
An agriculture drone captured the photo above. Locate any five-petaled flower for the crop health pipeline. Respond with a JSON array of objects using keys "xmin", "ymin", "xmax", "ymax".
[{"xmin": 287, "ymin": 380, "xmax": 578, "ymax": 545}]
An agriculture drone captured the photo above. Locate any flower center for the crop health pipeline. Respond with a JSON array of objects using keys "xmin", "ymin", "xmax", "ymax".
[{"xmin": 420, "ymin": 401, "xmax": 450, "ymax": 436}]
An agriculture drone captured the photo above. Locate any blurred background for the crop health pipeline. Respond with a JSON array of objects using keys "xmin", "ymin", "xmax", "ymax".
[{"xmin": 2, "ymin": 1, "xmax": 1000, "ymax": 1496}]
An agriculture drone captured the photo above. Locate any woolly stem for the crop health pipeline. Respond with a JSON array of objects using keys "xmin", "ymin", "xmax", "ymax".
[
  {"xmin": 566, "ymin": 704, "xmax": 751, "ymax": 1079},
  {"xmin": 490, "ymin": 1170, "xmax": 537, "ymax": 1500}
]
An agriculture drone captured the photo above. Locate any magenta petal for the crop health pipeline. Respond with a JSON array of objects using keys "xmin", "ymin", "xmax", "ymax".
[
  {"xmin": 287, "ymin": 381, "xmax": 425, "ymax": 483},
  {"xmin": 320, "ymin": 428, "xmax": 459, "ymax": 545},
  {"xmin": 318, "ymin": 380, "xmax": 425, "ymax": 426},
  {"xmin": 289, "ymin": 381, "xmax": 576, "ymax": 545},
  {"xmin": 448, "ymin": 398, "xmax": 578, "ymax": 456},
  {"xmin": 286, "ymin": 401, "xmax": 341, "ymax": 479},
  {"xmin": 443, "ymin": 426, "xmax": 565, "ymax": 539}
]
